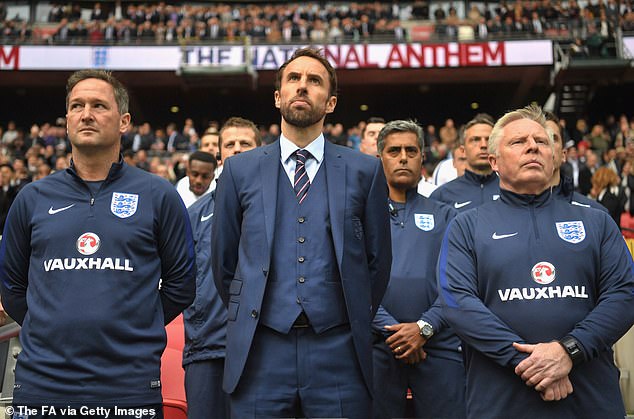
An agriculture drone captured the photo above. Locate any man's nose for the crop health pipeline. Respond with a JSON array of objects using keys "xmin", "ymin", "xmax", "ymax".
[
  {"xmin": 80, "ymin": 106, "xmax": 94, "ymax": 122},
  {"xmin": 526, "ymin": 136, "xmax": 539, "ymax": 150}
]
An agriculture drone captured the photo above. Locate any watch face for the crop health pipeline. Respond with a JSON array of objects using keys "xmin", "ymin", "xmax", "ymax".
[{"xmin": 421, "ymin": 324, "xmax": 433, "ymax": 337}]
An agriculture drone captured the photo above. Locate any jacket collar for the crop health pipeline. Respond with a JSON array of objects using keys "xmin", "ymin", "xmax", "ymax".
[
  {"xmin": 464, "ymin": 169, "xmax": 498, "ymax": 184},
  {"xmin": 67, "ymin": 154, "xmax": 126, "ymax": 182},
  {"xmin": 499, "ymin": 187, "xmax": 552, "ymax": 208}
]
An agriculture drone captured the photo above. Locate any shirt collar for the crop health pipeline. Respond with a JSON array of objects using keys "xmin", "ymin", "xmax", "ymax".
[{"xmin": 279, "ymin": 133, "xmax": 325, "ymax": 164}]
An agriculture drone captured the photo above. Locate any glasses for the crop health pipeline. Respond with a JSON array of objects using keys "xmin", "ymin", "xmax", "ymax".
[{"xmin": 384, "ymin": 146, "xmax": 420, "ymax": 158}]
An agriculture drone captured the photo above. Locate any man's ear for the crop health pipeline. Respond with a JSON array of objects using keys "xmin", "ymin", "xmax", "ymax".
[
  {"xmin": 488, "ymin": 153, "xmax": 498, "ymax": 172},
  {"xmin": 325, "ymin": 96, "xmax": 337, "ymax": 114},
  {"xmin": 274, "ymin": 91, "xmax": 281, "ymax": 109}
]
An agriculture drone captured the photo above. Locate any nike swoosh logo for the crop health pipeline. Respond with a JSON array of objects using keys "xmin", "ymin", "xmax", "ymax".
[
  {"xmin": 200, "ymin": 213, "xmax": 213, "ymax": 222},
  {"xmin": 492, "ymin": 232, "xmax": 518, "ymax": 240},
  {"xmin": 454, "ymin": 201, "xmax": 472, "ymax": 209},
  {"xmin": 48, "ymin": 204, "xmax": 75, "ymax": 215},
  {"xmin": 571, "ymin": 201, "xmax": 590, "ymax": 208}
]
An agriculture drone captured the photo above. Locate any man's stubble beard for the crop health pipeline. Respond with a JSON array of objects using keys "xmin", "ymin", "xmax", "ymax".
[{"xmin": 281, "ymin": 102, "xmax": 326, "ymax": 129}]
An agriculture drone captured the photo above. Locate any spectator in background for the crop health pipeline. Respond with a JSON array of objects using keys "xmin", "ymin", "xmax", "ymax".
[
  {"xmin": 0, "ymin": 163, "xmax": 16, "ymax": 232},
  {"xmin": 590, "ymin": 166, "xmax": 626, "ymax": 227},
  {"xmin": 90, "ymin": 2, "xmax": 107, "ymax": 22},
  {"xmin": 1, "ymin": 121, "xmax": 17, "ymax": 146},
  {"xmin": 439, "ymin": 118, "xmax": 458, "ymax": 147},
  {"xmin": 166, "ymin": 122, "xmax": 189, "ymax": 152},
  {"xmin": 586, "ymin": 123, "xmax": 610, "ymax": 158},
  {"xmin": 11, "ymin": 157, "xmax": 30, "ymax": 191},
  {"xmin": 152, "ymin": 128, "xmax": 167, "ymax": 152},
  {"xmin": 132, "ymin": 122, "xmax": 154, "ymax": 152},
  {"xmin": 327, "ymin": 122, "xmax": 347, "ymax": 146},
  {"xmin": 262, "ymin": 123, "xmax": 280, "ymax": 145},
  {"xmin": 614, "ymin": 115, "xmax": 633, "ymax": 148}
]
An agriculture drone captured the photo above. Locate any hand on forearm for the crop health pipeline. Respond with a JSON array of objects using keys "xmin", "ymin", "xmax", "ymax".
[
  {"xmin": 385, "ymin": 322, "xmax": 426, "ymax": 359},
  {"xmin": 539, "ymin": 376, "xmax": 574, "ymax": 401},
  {"xmin": 513, "ymin": 342, "xmax": 573, "ymax": 390}
]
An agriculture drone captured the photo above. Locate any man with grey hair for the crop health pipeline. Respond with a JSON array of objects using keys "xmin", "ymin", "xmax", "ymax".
[
  {"xmin": 0, "ymin": 69, "xmax": 196, "ymax": 416},
  {"xmin": 438, "ymin": 104, "xmax": 634, "ymax": 418},
  {"xmin": 430, "ymin": 113, "xmax": 498, "ymax": 212},
  {"xmin": 374, "ymin": 120, "xmax": 464, "ymax": 419}
]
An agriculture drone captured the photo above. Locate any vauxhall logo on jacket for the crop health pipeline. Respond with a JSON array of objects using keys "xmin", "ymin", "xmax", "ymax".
[
  {"xmin": 43, "ymin": 232, "xmax": 134, "ymax": 272},
  {"xmin": 497, "ymin": 261, "xmax": 589, "ymax": 302}
]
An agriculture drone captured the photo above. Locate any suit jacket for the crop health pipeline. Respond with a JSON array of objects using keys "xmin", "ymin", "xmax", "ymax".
[{"xmin": 212, "ymin": 140, "xmax": 391, "ymax": 393}]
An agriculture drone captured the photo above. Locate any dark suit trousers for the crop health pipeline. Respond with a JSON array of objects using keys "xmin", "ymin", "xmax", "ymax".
[
  {"xmin": 185, "ymin": 358, "xmax": 229, "ymax": 419},
  {"xmin": 230, "ymin": 324, "xmax": 371, "ymax": 419}
]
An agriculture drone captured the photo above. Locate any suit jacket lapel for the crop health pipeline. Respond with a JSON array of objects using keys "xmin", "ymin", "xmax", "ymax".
[
  {"xmin": 260, "ymin": 143, "xmax": 280, "ymax": 255},
  {"xmin": 325, "ymin": 142, "xmax": 345, "ymax": 268}
]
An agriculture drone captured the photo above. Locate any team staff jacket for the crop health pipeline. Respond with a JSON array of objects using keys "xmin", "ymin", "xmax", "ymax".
[
  {"xmin": 373, "ymin": 189, "xmax": 461, "ymax": 360},
  {"xmin": 438, "ymin": 188, "xmax": 634, "ymax": 418},
  {"xmin": 429, "ymin": 169, "xmax": 499, "ymax": 212},
  {"xmin": 183, "ymin": 192, "xmax": 227, "ymax": 365},
  {"xmin": 555, "ymin": 174, "xmax": 607, "ymax": 213},
  {"xmin": 0, "ymin": 160, "xmax": 196, "ymax": 407}
]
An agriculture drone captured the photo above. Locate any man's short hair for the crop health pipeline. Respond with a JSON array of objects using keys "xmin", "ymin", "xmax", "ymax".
[
  {"xmin": 189, "ymin": 150, "xmax": 217, "ymax": 170},
  {"xmin": 219, "ymin": 117, "xmax": 261, "ymax": 148},
  {"xmin": 361, "ymin": 117, "xmax": 386, "ymax": 139},
  {"xmin": 66, "ymin": 69, "xmax": 129, "ymax": 115},
  {"xmin": 458, "ymin": 113, "xmax": 495, "ymax": 146},
  {"xmin": 0, "ymin": 163, "xmax": 14, "ymax": 172},
  {"xmin": 377, "ymin": 120, "xmax": 424, "ymax": 155},
  {"xmin": 275, "ymin": 47, "xmax": 338, "ymax": 98},
  {"xmin": 488, "ymin": 104, "xmax": 549, "ymax": 155},
  {"xmin": 203, "ymin": 128, "xmax": 220, "ymax": 137},
  {"xmin": 544, "ymin": 111, "xmax": 563, "ymax": 145}
]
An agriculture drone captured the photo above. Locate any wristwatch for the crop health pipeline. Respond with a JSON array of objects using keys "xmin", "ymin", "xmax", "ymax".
[
  {"xmin": 416, "ymin": 320, "xmax": 434, "ymax": 339},
  {"xmin": 558, "ymin": 335, "xmax": 584, "ymax": 366}
]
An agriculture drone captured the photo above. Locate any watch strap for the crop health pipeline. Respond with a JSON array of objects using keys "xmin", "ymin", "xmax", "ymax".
[{"xmin": 558, "ymin": 335, "xmax": 584, "ymax": 366}]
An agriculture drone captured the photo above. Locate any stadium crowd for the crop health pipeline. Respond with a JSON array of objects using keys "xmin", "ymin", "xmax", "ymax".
[
  {"xmin": 0, "ymin": 0, "xmax": 633, "ymax": 48},
  {"xmin": 1, "ymin": 111, "xmax": 633, "ymax": 231}
]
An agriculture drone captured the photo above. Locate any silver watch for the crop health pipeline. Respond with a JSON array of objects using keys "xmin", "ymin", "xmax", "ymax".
[{"xmin": 416, "ymin": 320, "xmax": 434, "ymax": 339}]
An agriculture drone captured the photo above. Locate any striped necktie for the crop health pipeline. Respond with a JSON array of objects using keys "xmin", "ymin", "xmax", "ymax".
[{"xmin": 294, "ymin": 149, "xmax": 311, "ymax": 204}]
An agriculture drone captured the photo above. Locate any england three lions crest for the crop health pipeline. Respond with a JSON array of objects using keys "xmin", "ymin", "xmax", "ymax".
[
  {"xmin": 415, "ymin": 214, "xmax": 434, "ymax": 231},
  {"xmin": 556, "ymin": 221, "xmax": 585, "ymax": 244},
  {"xmin": 111, "ymin": 192, "xmax": 138, "ymax": 219}
]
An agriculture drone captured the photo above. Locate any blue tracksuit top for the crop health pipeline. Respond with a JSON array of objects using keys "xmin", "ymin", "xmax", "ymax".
[
  {"xmin": 183, "ymin": 192, "xmax": 227, "ymax": 365},
  {"xmin": 429, "ymin": 169, "xmax": 500, "ymax": 212},
  {"xmin": 373, "ymin": 189, "xmax": 460, "ymax": 360},
  {"xmin": 438, "ymin": 188, "xmax": 634, "ymax": 418},
  {"xmin": 0, "ymin": 160, "xmax": 196, "ymax": 406}
]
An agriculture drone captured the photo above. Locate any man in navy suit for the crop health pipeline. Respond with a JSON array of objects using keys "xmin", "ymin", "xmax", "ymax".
[{"xmin": 211, "ymin": 48, "xmax": 392, "ymax": 418}]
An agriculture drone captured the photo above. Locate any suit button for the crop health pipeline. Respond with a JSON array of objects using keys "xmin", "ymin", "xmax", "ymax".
[
  {"xmin": 296, "ymin": 297, "xmax": 301, "ymax": 304},
  {"xmin": 298, "ymin": 237, "xmax": 305, "ymax": 243},
  {"xmin": 251, "ymin": 310, "xmax": 258, "ymax": 318},
  {"xmin": 298, "ymin": 217, "xmax": 305, "ymax": 223},
  {"xmin": 298, "ymin": 256, "xmax": 305, "ymax": 263},
  {"xmin": 298, "ymin": 276, "xmax": 305, "ymax": 283}
]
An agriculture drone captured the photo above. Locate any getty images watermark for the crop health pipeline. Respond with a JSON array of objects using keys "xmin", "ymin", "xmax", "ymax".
[{"xmin": 6, "ymin": 405, "xmax": 157, "ymax": 418}]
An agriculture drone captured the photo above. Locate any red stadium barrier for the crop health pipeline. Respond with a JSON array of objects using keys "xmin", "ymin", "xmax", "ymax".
[{"xmin": 161, "ymin": 314, "xmax": 188, "ymax": 418}]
